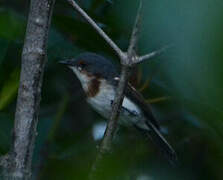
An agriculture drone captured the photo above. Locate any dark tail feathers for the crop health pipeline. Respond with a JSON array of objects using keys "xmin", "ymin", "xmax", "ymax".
[{"xmin": 137, "ymin": 121, "xmax": 178, "ymax": 166}]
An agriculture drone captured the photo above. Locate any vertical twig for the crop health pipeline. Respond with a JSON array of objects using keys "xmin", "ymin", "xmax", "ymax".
[
  {"xmin": 90, "ymin": 66, "xmax": 131, "ymax": 178},
  {"xmin": 98, "ymin": 66, "xmax": 131, "ymax": 152},
  {"xmin": 93, "ymin": 0, "xmax": 143, "ymax": 159},
  {"xmin": 0, "ymin": 0, "xmax": 55, "ymax": 179},
  {"xmin": 127, "ymin": 0, "xmax": 142, "ymax": 58},
  {"xmin": 89, "ymin": 1, "xmax": 142, "ymax": 178},
  {"xmin": 137, "ymin": 44, "xmax": 173, "ymax": 64}
]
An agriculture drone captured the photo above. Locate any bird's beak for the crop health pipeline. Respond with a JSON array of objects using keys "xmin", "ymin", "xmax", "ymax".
[{"xmin": 59, "ymin": 60, "xmax": 75, "ymax": 66}]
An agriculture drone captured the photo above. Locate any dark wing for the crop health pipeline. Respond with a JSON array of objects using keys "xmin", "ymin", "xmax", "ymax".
[
  {"xmin": 125, "ymin": 83, "xmax": 160, "ymax": 129},
  {"xmin": 111, "ymin": 78, "xmax": 177, "ymax": 164},
  {"xmin": 111, "ymin": 79, "xmax": 161, "ymax": 127},
  {"xmin": 110, "ymin": 77, "xmax": 160, "ymax": 129},
  {"xmin": 125, "ymin": 84, "xmax": 177, "ymax": 164}
]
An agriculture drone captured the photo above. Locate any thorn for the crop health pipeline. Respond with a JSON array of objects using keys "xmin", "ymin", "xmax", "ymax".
[
  {"xmin": 137, "ymin": 44, "xmax": 174, "ymax": 64},
  {"xmin": 139, "ymin": 77, "xmax": 152, "ymax": 92},
  {"xmin": 127, "ymin": 0, "xmax": 143, "ymax": 57},
  {"xmin": 146, "ymin": 96, "xmax": 171, "ymax": 104},
  {"xmin": 136, "ymin": 67, "xmax": 143, "ymax": 86},
  {"xmin": 138, "ymin": 67, "xmax": 160, "ymax": 92}
]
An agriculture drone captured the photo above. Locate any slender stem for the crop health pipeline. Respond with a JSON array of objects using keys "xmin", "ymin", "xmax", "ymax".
[
  {"xmin": 90, "ymin": 65, "xmax": 131, "ymax": 179},
  {"xmin": 100, "ymin": 66, "xmax": 131, "ymax": 152},
  {"xmin": 67, "ymin": 0, "xmax": 124, "ymax": 59},
  {"xmin": 97, "ymin": 1, "xmax": 144, "ymax": 154},
  {"xmin": 137, "ymin": 45, "xmax": 172, "ymax": 64},
  {"xmin": 0, "ymin": 0, "xmax": 55, "ymax": 179},
  {"xmin": 89, "ymin": 1, "xmax": 143, "ymax": 179},
  {"xmin": 127, "ymin": 0, "xmax": 142, "ymax": 59}
]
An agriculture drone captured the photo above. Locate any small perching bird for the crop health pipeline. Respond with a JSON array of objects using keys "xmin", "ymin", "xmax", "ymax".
[{"xmin": 60, "ymin": 52, "xmax": 177, "ymax": 164}]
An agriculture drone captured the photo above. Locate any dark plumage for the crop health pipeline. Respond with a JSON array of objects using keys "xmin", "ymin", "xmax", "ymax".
[{"xmin": 64, "ymin": 52, "xmax": 118, "ymax": 81}]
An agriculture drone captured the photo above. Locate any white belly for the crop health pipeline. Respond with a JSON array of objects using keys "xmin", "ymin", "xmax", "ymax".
[
  {"xmin": 70, "ymin": 66, "xmax": 149, "ymax": 129},
  {"xmin": 86, "ymin": 81, "xmax": 147, "ymax": 128}
]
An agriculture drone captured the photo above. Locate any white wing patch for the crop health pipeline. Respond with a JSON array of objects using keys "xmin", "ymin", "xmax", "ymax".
[{"xmin": 122, "ymin": 97, "xmax": 141, "ymax": 116}]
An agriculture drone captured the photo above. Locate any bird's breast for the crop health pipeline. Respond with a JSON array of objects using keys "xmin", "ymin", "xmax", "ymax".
[
  {"xmin": 87, "ymin": 80, "xmax": 144, "ymax": 127},
  {"xmin": 87, "ymin": 80, "xmax": 115, "ymax": 118}
]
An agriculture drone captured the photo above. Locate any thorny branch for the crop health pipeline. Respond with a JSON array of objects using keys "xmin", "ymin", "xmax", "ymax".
[
  {"xmin": 67, "ymin": 0, "xmax": 123, "ymax": 59},
  {"xmin": 90, "ymin": 66, "xmax": 131, "ymax": 178},
  {"xmin": 67, "ymin": 0, "xmax": 169, "ymax": 178},
  {"xmin": 67, "ymin": 0, "xmax": 168, "ymax": 65},
  {"xmin": 137, "ymin": 44, "xmax": 173, "ymax": 64},
  {"xmin": 95, "ymin": 0, "xmax": 143, "ymax": 158}
]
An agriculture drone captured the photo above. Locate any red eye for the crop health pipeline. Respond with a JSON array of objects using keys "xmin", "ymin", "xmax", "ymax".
[{"xmin": 79, "ymin": 60, "xmax": 87, "ymax": 68}]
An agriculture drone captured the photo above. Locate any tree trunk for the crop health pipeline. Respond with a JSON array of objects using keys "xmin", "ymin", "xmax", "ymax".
[{"xmin": 0, "ymin": 0, "xmax": 55, "ymax": 179}]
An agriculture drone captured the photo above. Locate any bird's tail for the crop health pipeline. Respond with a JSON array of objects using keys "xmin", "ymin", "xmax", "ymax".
[{"xmin": 136, "ymin": 121, "xmax": 178, "ymax": 165}]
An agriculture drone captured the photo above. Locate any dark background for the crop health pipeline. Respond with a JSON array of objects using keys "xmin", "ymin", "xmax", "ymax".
[{"xmin": 0, "ymin": 0, "xmax": 223, "ymax": 179}]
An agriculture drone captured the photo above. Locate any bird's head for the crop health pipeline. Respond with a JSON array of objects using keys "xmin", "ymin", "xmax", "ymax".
[{"xmin": 60, "ymin": 52, "xmax": 118, "ymax": 94}]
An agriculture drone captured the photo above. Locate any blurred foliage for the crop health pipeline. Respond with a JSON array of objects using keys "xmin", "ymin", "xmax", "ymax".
[
  {"xmin": 0, "ymin": 0, "xmax": 223, "ymax": 179},
  {"xmin": 0, "ymin": 68, "xmax": 20, "ymax": 110}
]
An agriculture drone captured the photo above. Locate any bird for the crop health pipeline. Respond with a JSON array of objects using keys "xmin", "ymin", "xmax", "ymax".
[{"xmin": 60, "ymin": 52, "xmax": 177, "ymax": 164}]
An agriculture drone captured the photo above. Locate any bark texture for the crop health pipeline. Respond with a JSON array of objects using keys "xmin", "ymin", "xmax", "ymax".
[{"xmin": 0, "ymin": 0, "xmax": 55, "ymax": 179}]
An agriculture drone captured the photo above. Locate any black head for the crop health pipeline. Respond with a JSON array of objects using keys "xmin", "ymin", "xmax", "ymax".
[{"xmin": 60, "ymin": 52, "xmax": 118, "ymax": 80}]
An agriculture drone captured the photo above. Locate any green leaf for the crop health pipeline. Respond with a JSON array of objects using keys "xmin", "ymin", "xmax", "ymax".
[
  {"xmin": 0, "ymin": 68, "xmax": 20, "ymax": 110},
  {"xmin": 0, "ymin": 38, "xmax": 10, "ymax": 65},
  {"xmin": 0, "ymin": 10, "xmax": 25, "ymax": 40}
]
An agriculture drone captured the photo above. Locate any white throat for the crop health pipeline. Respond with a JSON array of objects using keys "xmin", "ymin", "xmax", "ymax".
[{"xmin": 70, "ymin": 66, "xmax": 91, "ymax": 92}]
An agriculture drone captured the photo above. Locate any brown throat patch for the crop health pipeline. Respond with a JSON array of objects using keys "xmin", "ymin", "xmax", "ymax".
[{"xmin": 86, "ymin": 78, "xmax": 101, "ymax": 97}]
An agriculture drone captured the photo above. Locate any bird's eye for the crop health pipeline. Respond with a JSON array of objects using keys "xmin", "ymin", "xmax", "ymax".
[
  {"xmin": 78, "ymin": 61, "xmax": 87, "ymax": 71},
  {"xmin": 78, "ymin": 66, "xmax": 82, "ymax": 71}
]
